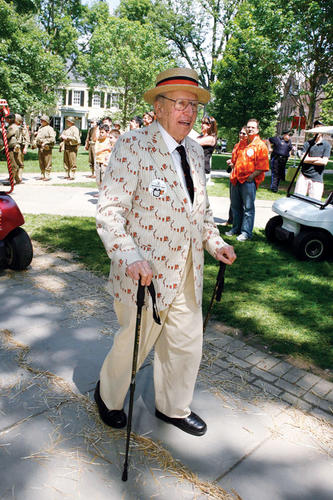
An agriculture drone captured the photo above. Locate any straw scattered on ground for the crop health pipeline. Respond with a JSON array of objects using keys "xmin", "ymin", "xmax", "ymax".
[{"xmin": 0, "ymin": 328, "xmax": 240, "ymax": 499}]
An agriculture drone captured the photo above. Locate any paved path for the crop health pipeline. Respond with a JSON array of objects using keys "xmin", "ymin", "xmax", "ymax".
[
  {"xmin": 1, "ymin": 171, "xmax": 332, "ymax": 499},
  {"xmin": 4, "ymin": 171, "xmax": 276, "ymax": 228},
  {"xmin": 1, "ymin": 246, "xmax": 332, "ymax": 500}
]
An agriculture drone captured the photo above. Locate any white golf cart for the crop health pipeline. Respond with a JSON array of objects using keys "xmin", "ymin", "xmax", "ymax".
[{"xmin": 265, "ymin": 126, "xmax": 333, "ymax": 261}]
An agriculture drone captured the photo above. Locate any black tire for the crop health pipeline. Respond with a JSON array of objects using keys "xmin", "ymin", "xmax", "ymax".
[
  {"xmin": 4, "ymin": 227, "xmax": 33, "ymax": 270},
  {"xmin": 292, "ymin": 231, "xmax": 330, "ymax": 261},
  {"xmin": 265, "ymin": 215, "xmax": 283, "ymax": 243}
]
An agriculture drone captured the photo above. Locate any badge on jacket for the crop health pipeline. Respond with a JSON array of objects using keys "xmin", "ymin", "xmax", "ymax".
[{"xmin": 149, "ymin": 179, "xmax": 167, "ymax": 198}]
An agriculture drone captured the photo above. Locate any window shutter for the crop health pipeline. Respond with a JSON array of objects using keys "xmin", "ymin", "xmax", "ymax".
[
  {"xmin": 62, "ymin": 89, "xmax": 67, "ymax": 105},
  {"xmin": 68, "ymin": 90, "xmax": 72, "ymax": 105},
  {"xmin": 101, "ymin": 92, "xmax": 105, "ymax": 108},
  {"xmin": 80, "ymin": 91, "xmax": 84, "ymax": 107},
  {"xmin": 88, "ymin": 91, "xmax": 92, "ymax": 107},
  {"xmin": 106, "ymin": 93, "xmax": 111, "ymax": 108}
]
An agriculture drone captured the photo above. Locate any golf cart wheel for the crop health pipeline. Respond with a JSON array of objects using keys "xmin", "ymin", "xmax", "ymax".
[
  {"xmin": 292, "ymin": 231, "xmax": 329, "ymax": 261},
  {"xmin": 5, "ymin": 227, "xmax": 33, "ymax": 270},
  {"xmin": 265, "ymin": 216, "xmax": 283, "ymax": 243}
]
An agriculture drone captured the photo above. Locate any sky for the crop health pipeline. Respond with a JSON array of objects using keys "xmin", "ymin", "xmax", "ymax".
[
  {"xmin": 83, "ymin": 0, "xmax": 120, "ymax": 14},
  {"xmin": 105, "ymin": 0, "xmax": 120, "ymax": 12}
]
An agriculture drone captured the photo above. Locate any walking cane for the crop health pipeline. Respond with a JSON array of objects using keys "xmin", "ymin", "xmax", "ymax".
[
  {"xmin": 122, "ymin": 280, "xmax": 160, "ymax": 482},
  {"xmin": 203, "ymin": 261, "xmax": 226, "ymax": 333}
]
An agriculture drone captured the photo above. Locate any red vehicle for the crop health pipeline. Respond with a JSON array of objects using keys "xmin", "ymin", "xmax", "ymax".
[{"xmin": 0, "ymin": 99, "xmax": 33, "ymax": 270}]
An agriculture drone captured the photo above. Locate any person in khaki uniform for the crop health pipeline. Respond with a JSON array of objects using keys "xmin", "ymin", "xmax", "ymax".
[
  {"xmin": 85, "ymin": 119, "xmax": 97, "ymax": 178},
  {"xmin": 60, "ymin": 116, "xmax": 80, "ymax": 180},
  {"xmin": 34, "ymin": 115, "xmax": 56, "ymax": 181},
  {"xmin": 6, "ymin": 113, "xmax": 21, "ymax": 184},
  {"xmin": 15, "ymin": 114, "xmax": 30, "ymax": 183}
]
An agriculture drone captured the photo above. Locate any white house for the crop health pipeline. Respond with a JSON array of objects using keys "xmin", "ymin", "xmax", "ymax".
[{"xmin": 51, "ymin": 70, "xmax": 122, "ymax": 133}]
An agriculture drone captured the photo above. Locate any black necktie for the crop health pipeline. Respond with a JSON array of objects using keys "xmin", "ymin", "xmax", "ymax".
[{"xmin": 176, "ymin": 145, "xmax": 194, "ymax": 203}]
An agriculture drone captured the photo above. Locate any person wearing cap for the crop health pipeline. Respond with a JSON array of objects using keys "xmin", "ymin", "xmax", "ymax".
[
  {"xmin": 6, "ymin": 113, "xmax": 21, "ymax": 184},
  {"xmin": 34, "ymin": 115, "xmax": 56, "ymax": 181},
  {"xmin": 60, "ymin": 116, "xmax": 81, "ymax": 180},
  {"xmin": 268, "ymin": 130, "xmax": 293, "ymax": 192},
  {"xmin": 294, "ymin": 119, "xmax": 331, "ymax": 200},
  {"xmin": 95, "ymin": 67, "xmax": 236, "ymax": 437},
  {"xmin": 14, "ymin": 114, "xmax": 30, "ymax": 183}
]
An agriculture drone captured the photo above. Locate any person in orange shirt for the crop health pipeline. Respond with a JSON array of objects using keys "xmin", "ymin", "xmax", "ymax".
[
  {"xmin": 226, "ymin": 119, "xmax": 269, "ymax": 241},
  {"xmin": 225, "ymin": 126, "xmax": 248, "ymax": 225}
]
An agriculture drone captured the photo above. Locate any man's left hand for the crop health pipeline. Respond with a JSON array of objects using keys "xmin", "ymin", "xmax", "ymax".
[{"xmin": 216, "ymin": 244, "xmax": 237, "ymax": 265}]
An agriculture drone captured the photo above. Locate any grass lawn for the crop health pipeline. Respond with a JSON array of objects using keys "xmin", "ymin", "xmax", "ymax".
[
  {"xmin": 23, "ymin": 214, "xmax": 333, "ymax": 375},
  {"xmin": 207, "ymin": 174, "xmax": 333, "ymax": 201},
  {"xmin": 212, "ymin": 153, "xmax": 333, "ymax": 172},
  {"xmin": 0, "ymin": 146, "xmax": 90, "ymax": 173}
]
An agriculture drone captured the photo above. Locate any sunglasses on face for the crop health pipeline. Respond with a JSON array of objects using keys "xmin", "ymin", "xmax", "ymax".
[{"xmin": 239, "ymin": 131, "xmax": 247, "ymax": 135}]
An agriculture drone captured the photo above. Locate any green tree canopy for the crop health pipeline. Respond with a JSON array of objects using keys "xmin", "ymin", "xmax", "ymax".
[
  {"xmin": 249, "ymin": 0, "xmax": 333, "ymax": 126},
  {"xmin": 116, "ymin": 0, "xmax": 153, "ymax": 22},
  {"xmin": 320, "ymin": 83, "xmax": 333, "ymax": 125},
  {"xmin": 78, "ymin": 14, "xmax": 174, "ymax": 126},
  {"xmin": 118, "ymin": 0, "xmax": 242, "ymax": 89},
  {"xmin": 210, "ymin": 5, "xmax": 281, "ymax": 140},
  {"xmin": 0, "ymin": 0, "xmax": 66, "ymax": 114}
]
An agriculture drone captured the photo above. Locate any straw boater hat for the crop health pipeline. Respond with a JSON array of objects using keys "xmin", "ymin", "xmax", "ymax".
[
  {"xmin": 40, "ymin": 115, "xmax": 50, "ymax": 124},
  {"xmin": 143, "ymin": 67, "xmax": 210, "ymax": 105}
]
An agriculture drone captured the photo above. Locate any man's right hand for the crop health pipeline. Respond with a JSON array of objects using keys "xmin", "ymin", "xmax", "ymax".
[{"xmin": 126, "ymin": 260, "xmax": 153, "ymax": 286}]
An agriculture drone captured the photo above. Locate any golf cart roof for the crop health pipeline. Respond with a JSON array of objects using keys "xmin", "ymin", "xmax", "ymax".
[{"xmin": 305, "ymin": 126, "xmax": 333, "ymax": 134}]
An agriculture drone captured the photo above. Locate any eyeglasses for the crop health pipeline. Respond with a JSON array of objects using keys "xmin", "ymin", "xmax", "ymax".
[{"xmin": 159, "ymin": 95, "xmax": 202, "ymax": 112}]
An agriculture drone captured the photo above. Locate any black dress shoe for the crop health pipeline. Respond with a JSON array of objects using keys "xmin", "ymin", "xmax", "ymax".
[
  {"xmin": 155, "ymin": 408, "xmax": 207, "ymax": 436},
  {"xmin": 94, "ymin": 381, "xmax": 127, "ymax": 428}
]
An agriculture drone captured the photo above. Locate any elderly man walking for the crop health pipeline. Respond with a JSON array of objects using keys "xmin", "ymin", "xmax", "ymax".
[
  {"xmin": 95, "ymin": 68, "xmax": 236, "ymax": 436},
  {"xmin": 226, "ymin": 119, "xmax": 269, "ymax": 241},
  {"xmin": 60, "ymin": 116, "xmax": 80, "ymax": 180}
]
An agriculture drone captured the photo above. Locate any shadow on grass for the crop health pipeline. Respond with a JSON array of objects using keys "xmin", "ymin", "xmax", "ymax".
[
  {"xmin": 203, "ymin": 228, "xmax": 333, "ymax": 370},
  {"xmin": 24, "ymin": 213, "xmax": 333, "ymax": 371}
]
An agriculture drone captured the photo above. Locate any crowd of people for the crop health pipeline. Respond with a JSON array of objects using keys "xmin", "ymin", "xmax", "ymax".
[{"xmin": 1, "ymin": 104, "xmax": 330, "ymax": 210}]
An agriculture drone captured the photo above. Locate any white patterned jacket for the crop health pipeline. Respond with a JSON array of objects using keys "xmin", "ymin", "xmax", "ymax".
[{"xmin": 96, "ymin": 120, "xmax": 227, "ymax": 311}]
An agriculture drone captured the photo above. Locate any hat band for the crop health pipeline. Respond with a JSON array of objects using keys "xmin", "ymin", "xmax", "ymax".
[{"xmin": 156, "ymin": 76, "xmax": 199, "ymax": 88}]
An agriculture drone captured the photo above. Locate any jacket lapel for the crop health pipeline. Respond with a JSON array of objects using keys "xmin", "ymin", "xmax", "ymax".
[{"xmin": 146, "ymin": 122, "xmax": 192, "ymax": 215}]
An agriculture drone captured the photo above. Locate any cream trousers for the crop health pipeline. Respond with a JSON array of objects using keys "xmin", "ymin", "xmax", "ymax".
[
  {"xmin": 100, "ymin": 251, "xmax": 203, "ymax": 418},
  {"xmin": 295, "ymin": 172, "xmax": 323, "ymax": 200}
]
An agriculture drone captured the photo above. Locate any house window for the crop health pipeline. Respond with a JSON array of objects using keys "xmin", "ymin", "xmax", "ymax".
[
  {"xmin": 92, "ymin": 93, "xmax": 101, "ymax": 107},
  {"xmin": 73, "ymin": 91, "xmax": 81, "ymax": 105},
  {"xmin": 112, "ymin": 93, "xmax": 119, "ymax": 106},
  {"xmin": 53, "ymin": 117, "xmax": 60, "ymax": 131}
]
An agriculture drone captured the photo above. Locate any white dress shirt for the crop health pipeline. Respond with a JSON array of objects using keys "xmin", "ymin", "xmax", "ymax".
[{"xmin": 157, "ymin": 121, "xmax": 193, "ymax": 209}]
